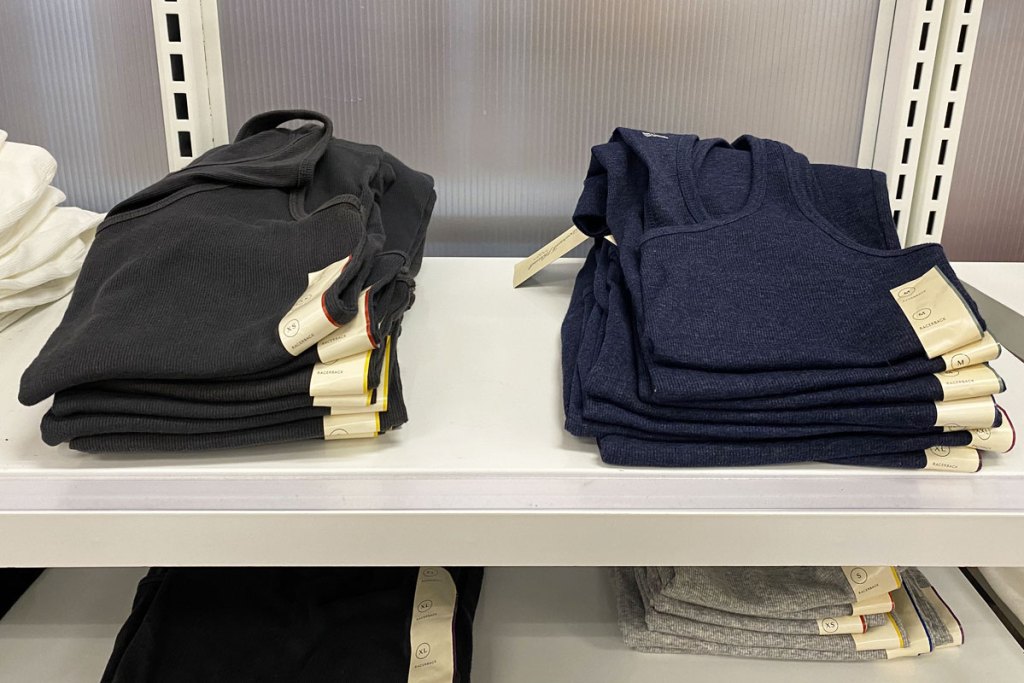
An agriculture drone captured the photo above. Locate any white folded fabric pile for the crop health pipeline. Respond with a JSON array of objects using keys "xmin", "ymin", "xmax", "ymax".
[{"xmin": 0, "ymin": 130, "xmax": 102, "ymax": 331}]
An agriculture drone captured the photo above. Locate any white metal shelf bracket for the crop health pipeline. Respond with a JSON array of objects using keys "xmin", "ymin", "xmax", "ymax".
[
  {"xmin": 906, "ymin": 0, "xmax": 984, "ymax": 244},
  {"xmin": 860, "ymin": 0, "xmax": 947, "ymax": 245},
  {"xmin": 150, "ymin": 0, "xmax": 229, "ymax": 172},
  {"xmin": 860, "ymin": 0, "xmax": 983, "ymax": 246}
]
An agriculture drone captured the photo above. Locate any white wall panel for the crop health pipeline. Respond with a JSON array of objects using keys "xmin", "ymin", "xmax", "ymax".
[
  {"xmin": 942, "ymin": 0, "xmax": 1024, "ymax": 262},
  {"xmin": 219, "ymin": 0, "xmax": 881, "ymax": 255},
  {"xmin": 0, "ymin": 1, "xmax": 168, "ymax": 213}
]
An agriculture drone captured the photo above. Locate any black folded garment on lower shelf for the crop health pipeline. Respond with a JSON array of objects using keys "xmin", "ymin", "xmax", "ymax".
[
  {"xmin": 0, "ymin": 568, "xmax": 43, "ymax": 619},
  {"xmin": 100, "ymin": 566, "xmax": 484, "ymax": 683}
]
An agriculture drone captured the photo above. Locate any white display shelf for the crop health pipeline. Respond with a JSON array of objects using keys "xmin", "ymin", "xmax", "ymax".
[
  {"xmin": 956, "ymin": 263, "xmax": 1024, "ymax": 313},
  {"xmin": 1, "ymin": 258, "xmax": 1024, "ymax": 567},
  {"xmin": 1, "ymin": 567, "xmax": 1022, "ymax": 682}
]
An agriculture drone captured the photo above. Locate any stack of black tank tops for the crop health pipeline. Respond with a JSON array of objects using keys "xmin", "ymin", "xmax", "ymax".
[{"xmin": 20, "ymin": 110, "xmax": 435, "ymax": 452}]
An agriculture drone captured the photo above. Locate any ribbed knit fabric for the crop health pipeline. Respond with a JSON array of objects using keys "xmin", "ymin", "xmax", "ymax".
[
  {"xmin": 562, "ymin": 130, "xmax": 1004, "ymax": 468},
  {"xmin": 614, "ymin": 566, "xmax": 959, "ymax": 661},
  {"xmin": 20, "ymin": 110, "xmax": 434, "ymax": 452},
  {"xmin": 60, "ymin": 333, "xmax": 408, "ymax": 453},
  {"xmin": 20, "ymin": 112, "xmax": 380, "ymax": 402},
  {"xmin": 634, "ymin": 568, "xmax": 907, "ymax": 654},
  {"xmin": 638, "ymin": 567, "xmax": 892, "ymax": 634},
  {"xmin": 576, "ymin": 131, "xmax": 985, "ymax": 392},
  {"xmin": 656, "ymin": 567, "xmax": 884, "ymax": 616},
  {"xmin": 63, "ymin": 284, "xmax": 406, "ymax": 406},
  {"xmin": 100, "ymin": 567, "xmax": 484, "ymax": 683},
  {"xmin": 615, "ymin": 569, "xmax": 886, "ymax": 661}
]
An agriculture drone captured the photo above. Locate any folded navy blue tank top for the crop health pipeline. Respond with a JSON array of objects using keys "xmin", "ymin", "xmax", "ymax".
[
  {"xmin": 573, "ymin": 130, "xmax": 987, "ymax": 402},
  {"xmin": 577, "ymin": 246, "xmax": 998, "ymax": 439},
  {"xmin": 563, "ymin": 241, "xmax": 989, "ymax": 444}
]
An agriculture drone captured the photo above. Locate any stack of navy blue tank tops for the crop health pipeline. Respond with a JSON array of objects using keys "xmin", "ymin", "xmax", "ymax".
[{"xmin": 562, "ymin": 129, "xmax": 1014, "ymax": 470}]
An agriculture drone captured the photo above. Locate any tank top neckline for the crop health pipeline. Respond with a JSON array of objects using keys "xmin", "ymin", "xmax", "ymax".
[{"xmin": 676, "ymin": 134, "xmax": 767, "ymax": 226}]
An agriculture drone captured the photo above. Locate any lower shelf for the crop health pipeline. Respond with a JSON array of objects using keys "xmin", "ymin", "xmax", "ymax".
[{"xmin": 0, "ymin": 567, "xmax": 1021, "ymax": 681}]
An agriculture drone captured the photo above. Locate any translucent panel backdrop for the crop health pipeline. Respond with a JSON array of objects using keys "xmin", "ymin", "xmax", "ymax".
[
  {"xmin": 219, "ymin": 0, "xmax": 880, "ymax": 255},
  {"xmin": 0, "ymin": 0, "xmax": 168, "ymax": 213},
  {"xmin": 942, "ymin": 0, "xmax": 1024, "ymax": 262}
]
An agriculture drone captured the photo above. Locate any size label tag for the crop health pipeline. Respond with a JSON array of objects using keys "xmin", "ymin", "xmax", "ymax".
[
  {"xmin": 841, "ymin": 566, "xmax": 901, "ymax": 601},
  {"xmin": 314, "ymin": 389, "xmax": 387, "ymax": 411},
  {"xmin": 851, "ymin": 617, "xmax": 904, "ymax": 651},
  {"xmin": 278, "ymin": 257, "xmax": 351, "ymax": 356},
  {"xmin": 941, "ymin": 331, "xmax": 1001, "ymax": 370},
  {"xmin": 884, "ymin": 587, "xmax": 929, "ymax": 658},
  {"xmin": 322, "ymin": 412, "xmax": 379, "ymax": 440},
  {"xmin": 933, "ymin": 396, "xmax": 995, "ymax": 427},
  {"xmin": 317, "ymin": 288, "xmax": 376, "ymax": 362},
  {"xmin": 407, "ymin": 567, "xmax": 458, "ymax": 683},
  {"xmin": 919, "ymin": 586, "xmax": 964, "ymax": 648},
  {"xmin": 850, "ymin": 593, "xmax": 895, "ymax": 616},
  {"xmin": 924, "ymin": 445, "xmax": 980, "ymax": 472},
  {"xmin": 816, "ymin": 615, "xmax": 867, "ymax": 635},
  {"xmin": 966, "ymin": 422, "xmax": 1014, "ymax": 453},
  {"xmin": 309, "ymin": 350, "xmax": 371, "ymax": 396},
  {"xmin": 936, "ymin": 364, "xmax": 1004, "ymax": 401},
  {"xmin": 891, "ymin": 267, "xmax": 983, "ymax": 358}
]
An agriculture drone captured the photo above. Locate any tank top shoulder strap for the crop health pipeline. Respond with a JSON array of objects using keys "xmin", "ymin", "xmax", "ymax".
[
  {"xmin": 613, "ymin": 128, "xmax": 703, "ymax": 227},
  {"xmin": 758, "ymin": 139, "xmax": 808, "ymax": 213}
]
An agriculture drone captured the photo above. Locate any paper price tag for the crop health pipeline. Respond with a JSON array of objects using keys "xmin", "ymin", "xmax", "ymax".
[
  {"xmin": 512, "ymin": 227, "xmax": 617, "ymax": 287},
  {"xmin": 309, "ymin": 350, "xmax": 371, "ymax": 396},
  {"xmin": 849, "ymin": 592, "xmax": 895, "ymax": 616},
  {"xmin": 966, "ymin": 421, "xmax": 1014, "ymax": 453},
  {"xmin": 512, "ymin": 226, "xmax": 590, "ymax": 288},
  {"xmin": 278, "ymin": 257, "xmax": 351, "ymax": 356},
  {"xmin": 816, "ymin": 615, "xmax": 867, "ymax": 635},
  {"xmin": 891, "ymin": 267, "xmax": 983, "ymax": 358},
  {"xmin": 841, "ymin": 566, "xmax": 901, "ymax": 601},
  {"xmin": 933, "ymin": 396, "xmax": 996, "ymax": 428},
  {"xmin": 407, "ymin": 567, "xmax": 458, "ymax": 683},
  {"xmin": 940, "ymin": 331, "xmax": 1001, "ymax": 371},
  {"xmin": 317, "ymin": 288, "xmax": 377, "ymax": 362},
  {"xmin": 935, "ymin": 363, "xmax": 1004, "ymax": 401},
  {"xmin": 851, "ymin": 618, "xmax": 903, "ymax": 651},
  {"xmin": 322, "ymin": 412, "xmax": 379, "ymax": 440},
  {"xmin": 924, "ymin": 445, "xmax": 980, "ymax": 472}
]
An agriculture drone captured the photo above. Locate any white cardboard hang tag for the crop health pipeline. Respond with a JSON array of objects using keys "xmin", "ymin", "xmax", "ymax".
[
  {"xmin": 512, "ymin": 226, "xmax": 616, "ymax": 287},
  {"xmin": 277, "ymin": 256, "xmax": 351, "ymax": 356},
  {"xmin": 316, "ymin": 287, "xmax": 376, "ymax": 362},
  {"xmin": 890, "ymin": 267, "xmax": 983, "ymax": 358}
]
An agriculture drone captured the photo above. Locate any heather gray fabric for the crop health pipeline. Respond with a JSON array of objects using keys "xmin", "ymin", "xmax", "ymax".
[
  {"xmin": 638, "ymin": 568, "xmax": 889, "ymax": 635},
  {"xmin": 658, "ymin": 567, "xmax": 874, "ymax": 616},
  {"xmin": 616, "ymin": 567, "xmax": 960, "ymax": 661},
  {"xmin": 902, "ymin": 568, "xmax": 960, "ymax": 649},
  {"xmin": 635, "ymin": 569, "xmax": 905, "ymax": 653},
  {"xmin": 613, "ymin": 569, "xmax": 888, "ymax": 661}
]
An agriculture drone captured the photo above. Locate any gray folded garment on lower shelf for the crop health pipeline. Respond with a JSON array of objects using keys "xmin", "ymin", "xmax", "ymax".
[
  {"xmin": 638, "ymin": 567, "xmax": 892, "ymax": 636},
  {"xmin": 634, "ymin": 569, "xmax": 906, "ymax": 654},
  {"xmin": 901, "ymin": 568, "xmax": 961, "ymax": 649},
  {"xmin": 615, "ymin": 567, "xmax": 960, "ymax": 661},
  {"xmin": 657, "ymin": 566, "xmax": 895, "ymax": 617}
]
